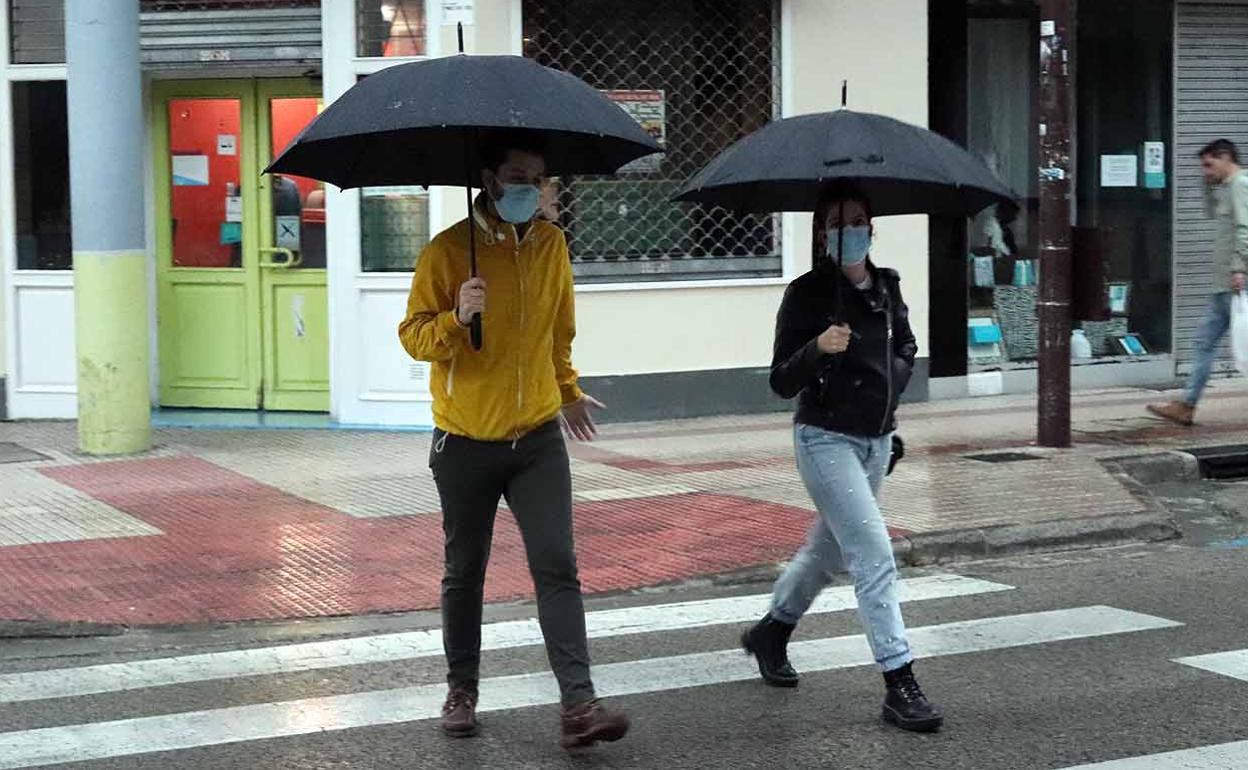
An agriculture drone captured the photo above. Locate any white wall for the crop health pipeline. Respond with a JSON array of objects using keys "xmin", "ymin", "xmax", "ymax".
[
  {"xmin": 461, "ymin": 0, "xmax": 932, "ymax": 378},
  {"xmin": 332, "ymin": 0, "xmax": 932, "ymax": 426}
]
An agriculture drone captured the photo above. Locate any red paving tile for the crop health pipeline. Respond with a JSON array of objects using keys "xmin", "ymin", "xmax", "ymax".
[{"xmin": 0, "ymin": 456, "xmax": 907, "ymax": 625}]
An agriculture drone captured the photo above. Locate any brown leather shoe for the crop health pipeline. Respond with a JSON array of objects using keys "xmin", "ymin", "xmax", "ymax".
[
  {"xmin": 441, "ymin": 687, "xmax": 478, "ymax": 738},
  {"xmin": 1147, "ymin": 400, "xmax": 1195, "ymax": 426},
  {"xmin": 560, "ymin": 699, "xmax": 630, "ymax": 750}
]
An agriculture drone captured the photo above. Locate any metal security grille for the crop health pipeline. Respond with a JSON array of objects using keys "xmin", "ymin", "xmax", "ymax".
[
  {"xmin": 1174, "ymin": 1, "xmax": 1248, "ymax": 375},
  {"xmin": 522, "ymin": 0, "xmax": 782, "ymax": 283}
]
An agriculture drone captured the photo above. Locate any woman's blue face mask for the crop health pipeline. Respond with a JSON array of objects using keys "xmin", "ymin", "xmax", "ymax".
[{"xmin": 825, "ymin": 224, "xmax": 872, "ymax": 265}]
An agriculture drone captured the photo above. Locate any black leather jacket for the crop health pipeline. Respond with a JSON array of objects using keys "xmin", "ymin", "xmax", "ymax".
[{"xmin": 769, "ymin": 262, "xmax": 918, "ymax": 437}]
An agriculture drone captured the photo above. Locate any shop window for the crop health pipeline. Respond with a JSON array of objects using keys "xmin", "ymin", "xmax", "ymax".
[
  {"xmin": 12, "ymin": 81, "xmax": 71, "ymax": 271},
  {"xmin": 8, "ymin": 0, "xmax": 64, "ymax": 64},
  {"xmin": 522, "ymin": 0, "xmax": 782, "ymax": 284},
  {"xmin": 1074, "ymin": 0, "xmax": 1173, "ymax": 358},
  {"xmin": 360, "ymin": 187, "xmax": 430, "ymax": 272},
  {"xmin": 357, "ymin": 0, "xmax": 427, "ymax": 58}
]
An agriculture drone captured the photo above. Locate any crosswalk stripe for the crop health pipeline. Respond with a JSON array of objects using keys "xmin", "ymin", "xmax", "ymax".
[
  {"xmin": 1173, "ymin": 649, "xmax": 1248, "ymax": 681},
  {"xmin": 0, "ymin": 574, "xmax": 1009, "ymax": 704},
  {"xmin": 1059, "ymin": 739, "xmax": 1248, "ymax": 768},
  {"xmin": 0, "ymin": 605, "xmax": 1178, "ymax": 769}
]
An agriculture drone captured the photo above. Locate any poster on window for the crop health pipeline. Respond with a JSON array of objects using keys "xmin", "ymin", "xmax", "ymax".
[{"xmin": 603, "ymin": 90, "xmax": 665, "ymax": 173}]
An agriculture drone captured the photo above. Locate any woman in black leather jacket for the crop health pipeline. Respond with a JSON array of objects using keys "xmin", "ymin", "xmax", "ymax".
[{"xmin": 740, "ymin": 183, "xmax": 943, "ymax": 733}]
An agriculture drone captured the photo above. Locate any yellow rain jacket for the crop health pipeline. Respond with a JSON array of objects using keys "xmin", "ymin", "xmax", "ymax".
[{"xmin": 398, "ymin": 197, "xmax": 582, "ymax": 441}]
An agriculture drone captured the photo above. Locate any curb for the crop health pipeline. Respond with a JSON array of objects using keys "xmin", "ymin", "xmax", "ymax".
[
  {"xmin": 894, "ymin": 510, "xmax": 1181, "ymax": 567},
  {"xmin": 0, "ymin": 620, "xmax": 128, "ymax": 639}
]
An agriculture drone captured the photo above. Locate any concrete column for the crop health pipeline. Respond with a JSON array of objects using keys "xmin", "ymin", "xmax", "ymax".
[{"xmin": 65, "ymin": 0, "xmax": 150, "ymax": 454}]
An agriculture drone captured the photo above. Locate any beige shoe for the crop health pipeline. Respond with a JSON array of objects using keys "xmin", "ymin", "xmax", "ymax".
[{"xmin": 1147, "ymin": 400, "xmax": 1195, "ymax": 426}]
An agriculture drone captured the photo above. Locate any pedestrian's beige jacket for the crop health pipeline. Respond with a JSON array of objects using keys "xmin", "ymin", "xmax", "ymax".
[{"xmin": 1206, "ymin": 170, "xmax": 1248, "ymax": 291}]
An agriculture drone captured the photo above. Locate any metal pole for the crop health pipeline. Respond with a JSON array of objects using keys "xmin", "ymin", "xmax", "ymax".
[
  {"xmin": 1037, "ymin": 0, "xmax": 1074, "ymax": 448},
  {"xmin": 65, "ymin": 0, "xmax": 151, "ymax": 454}
]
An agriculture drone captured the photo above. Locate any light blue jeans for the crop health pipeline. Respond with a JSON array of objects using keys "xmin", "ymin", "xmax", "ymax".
[
  {"xmin": 771, "ymin": 424, "xmax": 913, "ymax": 672},
  {"xmin": 1184, "ymin": 292, "xmax": 1233, "ymax": 406}
]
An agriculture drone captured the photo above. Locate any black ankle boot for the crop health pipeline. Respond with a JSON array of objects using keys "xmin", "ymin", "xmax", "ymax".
[
  {"xmin": 740, "ymin": 614, "xmax": 799, "ymax": 688},
  {"xmin": 882, "ymin": 662, "xmax": 943, "ymax": 732}
]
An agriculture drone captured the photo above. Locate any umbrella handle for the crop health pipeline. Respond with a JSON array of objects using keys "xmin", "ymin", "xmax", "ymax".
[{"xmin": 470, "ymin": 314, "xmax": 483, "ymax": 350}]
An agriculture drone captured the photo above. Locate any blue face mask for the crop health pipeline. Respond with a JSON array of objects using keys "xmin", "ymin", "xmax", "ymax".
[
  {"xmin": 826, "ymin": 225, "xmax": 872, "ymax": 265},
  {"xmin": 493, "ymin": 183, "xmax": 541, "ymax": 224}
]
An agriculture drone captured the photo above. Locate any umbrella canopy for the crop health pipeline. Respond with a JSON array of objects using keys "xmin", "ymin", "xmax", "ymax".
[
  {"xmin": 266, "ymin": 54, "xmax": 664, "ymax": 188},
  {"xmin": 673, "ymin": 109, "xmax": 1016, "ymax": 217}
]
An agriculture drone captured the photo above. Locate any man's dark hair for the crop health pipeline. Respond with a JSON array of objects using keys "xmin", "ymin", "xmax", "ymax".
[
  {"xmin": 1199, "ymin": 139, "xmax": 1239, "ymax": 164},
  {"xmin": 478, "ymin": 129, "xmax": 548, "ymax": 174}
]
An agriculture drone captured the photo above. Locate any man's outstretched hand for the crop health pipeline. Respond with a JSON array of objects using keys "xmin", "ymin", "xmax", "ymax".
[{"xmin": 561, "ymin": 395, "xmax": 605, "ymax": 442}]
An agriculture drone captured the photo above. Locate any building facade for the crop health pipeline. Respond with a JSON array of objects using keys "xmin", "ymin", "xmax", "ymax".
[{"xmin": 0, "ymin": 0, "xmax": 1241, "ymax": 426}]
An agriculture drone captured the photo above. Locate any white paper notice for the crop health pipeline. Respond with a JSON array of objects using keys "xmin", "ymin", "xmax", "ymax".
[
  {"xmin": 217, "ymin": 134, "xmax": 237, "ymax": 156},
  {"xmin": 442, "ymin": 0, "xmax": 473, "ymax": 24},
  {"xmin": 1100, "ymin": 155, "xmax": 1138, "ymax": 188},
  {"xmin": 172, "ymin": 155, "xmax": 209, "ymax": 186},
  {"xmin": 276, "ymin": 215, "xmax": 301, "ymax": 250}
]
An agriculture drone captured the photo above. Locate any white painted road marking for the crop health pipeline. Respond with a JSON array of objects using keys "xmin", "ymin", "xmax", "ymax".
[
  {"xmin": 1059, "ymin": 739, "xmax": 1248, "ymax": 768},
  {"xmin": 0, "ymin": 606, "xmax": 1179, "ymax": 769},
  {"xmin": 1174, "ymin": 649, "xmax": 1248, "ymax": 682},
  {"xmin": 0, "ymin": 574, "xmax": 1010, "ymax": 704}
]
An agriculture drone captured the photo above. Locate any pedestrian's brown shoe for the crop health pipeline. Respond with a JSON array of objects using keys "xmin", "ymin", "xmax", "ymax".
[
  {"xmin": 559, "ymin": 699, "xmax": 630, "ymax": 750},
  {"xmin": 441, "ymin": 687, "xmax": 479, "ymax": 738},
  {"xmin": 1147, "ymin": 400, "xmax": 1195, "ymax": 426}
]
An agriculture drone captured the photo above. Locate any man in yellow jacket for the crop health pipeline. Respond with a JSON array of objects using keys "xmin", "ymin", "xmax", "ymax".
[{"xmin": 398, "ymin": 130, "xmax": 628, "ymax": 750}]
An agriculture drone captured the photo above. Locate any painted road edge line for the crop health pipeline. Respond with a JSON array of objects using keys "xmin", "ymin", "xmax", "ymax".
[
  {"xmin": 0, "ymin": 605, "xmax": 1179, "ymax": 769},
  {"xmin": 1059, "ymin": 739, "xmax": 1248, "ymax": 769},
  {"xmin": 1173, "ymin": 649, "xmax": 1248, "ymax": 682},
  {"xmin": 0, "ymin": 574, "xmax": 1011, "ymax": 704}
]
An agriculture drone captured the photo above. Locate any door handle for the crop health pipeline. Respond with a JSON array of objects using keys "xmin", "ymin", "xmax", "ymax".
[{"xmin": 259, "ymin": 247, "xmax": 301, "ymax": 268}]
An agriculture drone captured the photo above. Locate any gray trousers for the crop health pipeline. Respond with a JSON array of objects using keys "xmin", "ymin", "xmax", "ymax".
[{"xmin": 429, "ymin": 420, "xmax": 595, "ymax": 707}]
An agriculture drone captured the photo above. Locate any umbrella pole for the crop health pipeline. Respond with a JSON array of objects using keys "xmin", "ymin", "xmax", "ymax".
[
  {"xmin": 835, "ymin": 200, "xmax": 844, "ymax": 320},
  {"xmin": 465, "ymin": 129, "xmax": 483, "ymax": 350}
]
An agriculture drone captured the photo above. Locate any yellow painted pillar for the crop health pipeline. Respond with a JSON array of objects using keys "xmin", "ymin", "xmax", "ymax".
[{"xmin": 66, "ymin": 1, "xmax": 151, "ymax": 454}]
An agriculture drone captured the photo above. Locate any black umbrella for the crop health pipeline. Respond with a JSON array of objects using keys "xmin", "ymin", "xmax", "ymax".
[
  {"xmin": 267, "ymin": 27, "xmax": 663, "ymax": 349},
  {"xmin": 675, "ymin": 87, "xmax": 1016, "ymax": 320},
  {"xmin": 673, "ymin": 105, "xmax": 1015, "ymax": 218}
]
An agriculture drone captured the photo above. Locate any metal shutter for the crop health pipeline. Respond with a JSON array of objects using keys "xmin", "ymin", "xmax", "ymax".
[
  {"xmin": 8, "ymin": 0, "xmax": 65, "ymax": 64},
  {"xmin": 1175, "ymin": 1, "xmax": 1248, "ymax": 374},
  {"xmin": 139, "ymin": 4, "xmax": 321, "ymax": 73}
]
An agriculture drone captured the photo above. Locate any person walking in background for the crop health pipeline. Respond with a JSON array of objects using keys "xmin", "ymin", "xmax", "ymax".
[
  {"xmin": 398, "ymin": 129, "xmax": 628, "ymax": 750},
  {"xmin": 1149, "ymin": 139, "xmax": 1248, "ymax": 426},
  {"xmin": 740, "ymin": 182, "xmax": 943, "ymax": 733}
]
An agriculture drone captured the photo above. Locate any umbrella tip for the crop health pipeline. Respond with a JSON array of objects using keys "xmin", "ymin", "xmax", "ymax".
[
  {"xmin": 841, "ymin": 80, "xmax": 848, "ymax": 108},
  {"xmin": 458, "ymin": 22, "xmax": 465, "ymax": 54}
]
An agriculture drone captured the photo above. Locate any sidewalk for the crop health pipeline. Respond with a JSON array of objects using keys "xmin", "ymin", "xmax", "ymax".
[{"xmin": 1, "ymin": 380, "xmax": 1246, "ymax": 627}]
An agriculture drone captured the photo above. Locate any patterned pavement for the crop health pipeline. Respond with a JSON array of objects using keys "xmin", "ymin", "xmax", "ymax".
[{"xmin": 1, "ymin": 380, "xmax": 1246, "ymax": 625}]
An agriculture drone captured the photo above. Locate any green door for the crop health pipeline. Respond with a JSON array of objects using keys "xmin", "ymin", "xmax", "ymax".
[
  {"xmin": 257, "ymin": 80, "xmax": 330, "ymax": 412},
  {"xmin": 155, "ymin": 79, "xmax": 329, "ymax": 412}
]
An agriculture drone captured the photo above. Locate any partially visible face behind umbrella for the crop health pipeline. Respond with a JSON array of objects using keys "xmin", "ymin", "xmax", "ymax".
[
  {"xmin": 266, "ymin": 54, "xmax": 663, "ymax": 188},
  {"xmin": 673, "ymin": 109, "xmax": 1016, "ymax": 218}
]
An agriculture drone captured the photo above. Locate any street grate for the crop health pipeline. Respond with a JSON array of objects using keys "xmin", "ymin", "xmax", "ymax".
[
  {"xmin": 0, "ymin": 443, "xmax": 51, "ymax": 465},
  {"xmin": 1184, "ymin": 445, "xmax": 1248, "ymax": 480},
  {"xmin": 962, "ymin": 451, "xmax": 1045, "ymax": 464}
]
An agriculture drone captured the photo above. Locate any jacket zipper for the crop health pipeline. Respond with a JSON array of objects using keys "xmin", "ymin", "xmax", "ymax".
[
  {"xmin": 880, "ymin": 287, "xmax": 894, "ymax": 436},
  {"xmin": 514, "ymin": 235, "xmax": 526, "ymax": 416}
]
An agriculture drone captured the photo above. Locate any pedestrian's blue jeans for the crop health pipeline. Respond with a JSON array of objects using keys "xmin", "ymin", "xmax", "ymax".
[
  {"xmin": 770, "ymin": 424, "xmax": 913, "ymax": 672},
  {"xmin": 1184, "ymin": 292, "xmax": 1233, "ymax": 406}
]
